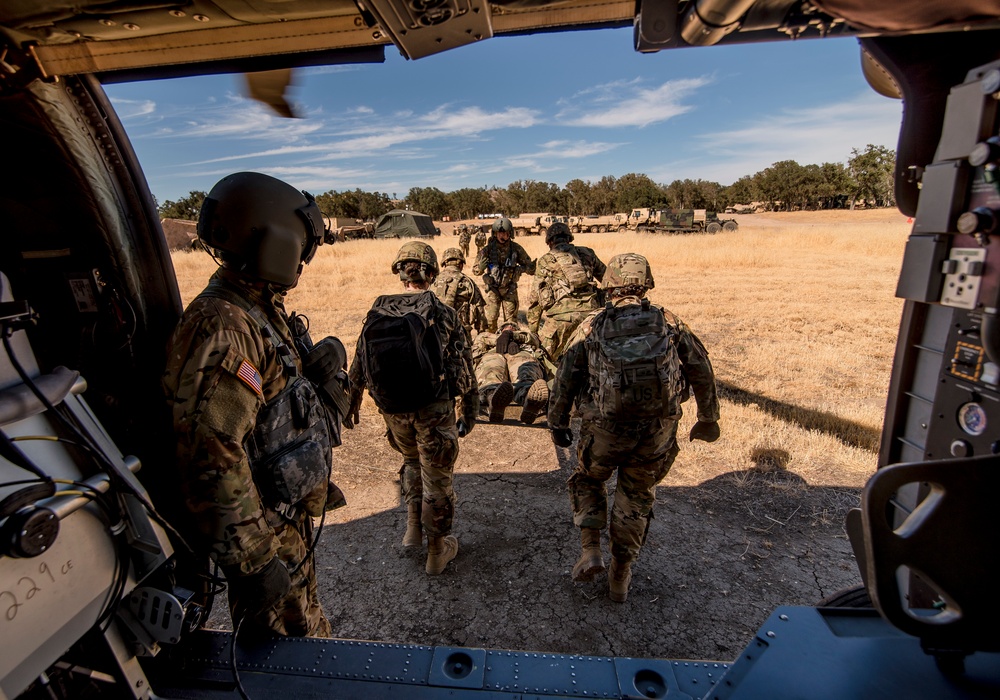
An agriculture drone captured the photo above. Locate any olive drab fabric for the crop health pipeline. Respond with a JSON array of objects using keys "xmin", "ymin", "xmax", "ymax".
[
  {"xmin": 527, "ymin": 241, "xmax": 605, "ymax": 359},
  {"xmin": 549, "ymin": 246, "xmax": 593, "ymax": 297},
  {"xmin": 357, "ymin": 291, "xmax": 450, "ymax": 414},
  {"xmin": 432, "ymin": 264, "xmax": 487, "ymax": 336},
  {"xmin": 585, "ymin": 298, "xmax": 688, "ymax": 423}
]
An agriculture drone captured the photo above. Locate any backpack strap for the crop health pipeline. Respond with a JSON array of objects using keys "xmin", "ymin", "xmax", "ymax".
[{"xmin": 199, "ymin": 279, "xmax": 298, "ymax": 377}]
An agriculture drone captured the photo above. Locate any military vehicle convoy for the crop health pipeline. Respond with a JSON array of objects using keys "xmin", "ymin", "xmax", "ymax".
[
  {"xmin": 1, "ymin": 2, "xmax": 999, "ymax": 699},
  {"xmin": 508, "ymin": 213, "xmax": 563, "ymax": 236},
  {"xmin": 629, "ymin": 207, "xmax": 740, "ymax": 233}
]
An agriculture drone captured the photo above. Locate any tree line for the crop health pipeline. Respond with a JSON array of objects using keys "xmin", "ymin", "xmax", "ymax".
[{"xmin": 158, "ymin": 144, "xmax": 895, "ymax": 221}]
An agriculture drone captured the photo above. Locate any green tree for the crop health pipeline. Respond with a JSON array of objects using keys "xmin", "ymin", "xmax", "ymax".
[
  {"xmin": 590, "ymin": 176, "xmax": 617, "ymax": 215},
  {"xmin": 405, "ymin": 187, "xmax": 449, "ymax": 219},
  {"xmin": 614, "ymin": 173, "xmax": 663, "ymax": 213},
  {"xmin": 448, "ymin": 187, "xmax": 493, "ymax": 219},
  {"xmin": 158, "ymin": 191, "xmax": 206, "ymax": 220},
  {"xmin": 722, "ymin": 175, "xmax": 759, "ymax": 207},
  {"xmin": 848, "ymin": 144, "xmax": 896, "ymax": 208}
]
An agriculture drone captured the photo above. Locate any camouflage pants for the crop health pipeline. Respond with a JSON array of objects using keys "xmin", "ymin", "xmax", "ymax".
[
  {"xmin": 484, "ymin": 288, "xmax": 519, "ymax": 332},
  {"xmin": 383, "ymin": 400, "xmax": 459, "ymax": 537},
  {"xmin": 231, "ymin": 514, "xmax": 332, "ymax": 638},
  {"xmin": 539, "ymin": 307, "xmax": 594, "ymax": 361},
  {"xmin": 475, "ymin": 352, "xmax": 545, "ymax": 405},
  {"xmin": 568, "ymin": 417, "xmax": 680, "ymax": 562}
]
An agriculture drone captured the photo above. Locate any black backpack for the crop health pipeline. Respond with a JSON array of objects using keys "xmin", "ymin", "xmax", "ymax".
[{"xmin": 359, "ymin": 291, "xmax": 449, "ymax": 414}]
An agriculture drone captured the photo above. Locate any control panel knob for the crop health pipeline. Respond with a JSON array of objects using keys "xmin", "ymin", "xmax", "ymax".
[
  {"xmin": 950, "ymin": 439, "xmax": 973, "ymax": 457},
  {"xmin": 957, "ymin": 207, "xmax": 998, "ymax": 235},
  {"xmin": 969, "ymin": 136, "xmax": 1000, "ymax": 167}
]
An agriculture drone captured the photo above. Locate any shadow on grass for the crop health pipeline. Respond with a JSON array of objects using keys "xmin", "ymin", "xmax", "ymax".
[{"xmin": 717, "ymin": 380, "xmax": 881, "ymax": 452}]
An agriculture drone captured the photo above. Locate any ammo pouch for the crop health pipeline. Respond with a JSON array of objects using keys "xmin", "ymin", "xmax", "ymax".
[{"xmin": 245, "ymin": 375, "xmax": 333, "ymax": 513}]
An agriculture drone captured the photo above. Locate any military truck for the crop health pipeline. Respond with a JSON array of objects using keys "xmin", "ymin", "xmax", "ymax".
[
  {"xmin": 508, "ymin": 213, "xmax": 562, "ymax": 236},
  {"xmin": 630, "ymin": 208, "xmax": 739, "ymax": 234},
  {"xmin": 1, "ymin": 3, "xmax": 999, "ymax": 700},
  {"xmin": 569, "ymin": 213, "xmax": 629, "ymax": 233}
]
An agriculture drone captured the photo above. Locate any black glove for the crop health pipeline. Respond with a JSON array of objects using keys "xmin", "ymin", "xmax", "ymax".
[
  {"xmin": 457, "ymin": 392, "xmax": 479, "ymax": 438},
  {"xmin": 551, "ymin": 427, "xmax": 573, "ymax": 448},
  {"xmin": 226, "ymin": 556, "xmax": 291, "ymax": 615},
  {"xmin": 495, "ymin": 330, "xmax": 516, "ymax": 355},
  {"xmin": 303, "ymin": 337, "xmax": 352, "ymax": 419},
  {"xmin": 457, "ymin": 418, "xmax": 471, "ymax": 437},
  {"xmin": 689, "ymin": 420, "xmax": 721, "ymax": 443},
  {"xmin": 345, "ymin": 390, "xmax": 362, "ymax": 429}
]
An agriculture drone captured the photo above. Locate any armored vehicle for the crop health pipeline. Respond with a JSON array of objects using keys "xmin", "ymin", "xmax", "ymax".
[{"xmin": 1, "ymin": 2, "xmax": 999, "ymax": 700}]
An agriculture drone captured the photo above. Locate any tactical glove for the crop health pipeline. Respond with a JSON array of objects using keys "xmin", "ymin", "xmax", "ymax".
[
  {"xmin": 302, "ymin": 337, "xmax": 352, "ymax": 418},
  {"xmin": 345, "ymin": 390, "xmax": 363, "ymax": 429},
  {"xmin": 689, "ymin": 420, "xmax": 721, "ymax": 443},
  {"xmin": 551, "ymin": 427, "xmax": 573, "ymax": 448},
  {"xmin": 457, "ymin": 419, "xmax": 471, "ymax": 438},
  {"xmin": 457, "ymin": 392, "xmax": 479, "ymax": 437},
  {"xmin": 226, "ymin": 556, "xmax": 292, "ymax": 615}
]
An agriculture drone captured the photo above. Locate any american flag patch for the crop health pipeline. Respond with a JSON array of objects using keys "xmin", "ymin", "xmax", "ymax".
[{"xmin": 236, "ymin": 359, "xmax": 263, "ymax": 398}]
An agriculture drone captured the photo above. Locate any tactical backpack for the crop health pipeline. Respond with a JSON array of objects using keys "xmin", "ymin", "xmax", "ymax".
[
  {"xmin": 550, "ymin": 246, "xmax": 592, "ymax": 301},
  {"xmin": 586, "ymin": 298, "xmax": 687, "ymax": 422},
  {"xmin": 358, "ymin": 291, "xmax": 449, "ymax": 414}
]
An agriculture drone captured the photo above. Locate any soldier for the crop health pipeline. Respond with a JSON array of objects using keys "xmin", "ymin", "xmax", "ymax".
[
  {"xmin": 348, "ymin": 241, "xmax": 479, "ymax": 575},
  {"xmin": 548, "ymin": 253, "xmax": 720, "ymax": 603},
  {"xmin": 431, "ymin": 247, "xmax": 487, "ymax": 339},
  {"xmin": 473, "ymin": 217, "xmax": 535, "ymax": 332},
  {"xmin": 163, "ymin": 172, "xmax": 350, "ymax": 638},
  {"xmin": 527, "ymin": 222, "xmax": 606, "ymax": 361},
  {"xmin": 474, "ymin": 225, "xmax": 488, "ymax": 255},
  {"xmin": 457, "ymin": 224, "xmax": 472, "ymax": 257},
  {"xmin": 472, "ymin": 321, "xmax": 551, "ymax": 424}
]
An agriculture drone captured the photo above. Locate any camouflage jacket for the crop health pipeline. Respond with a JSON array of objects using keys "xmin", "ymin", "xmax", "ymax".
[
  {"xmin": 547, "ymin": 295, "xmax": 720, "ymax": 429},
  {"xmin": 348, "ymin": 289, "xmax": 478, "ymax": 411},
  {"xmin": 471, "ymin": 328, "xmax": 545, "ymax": 364},
  {"xmin": 527, "ymin": 243, "xmax": 606, "ymax": 329},
  {"xmin": 432, "ymin": 264, "xmax": 486, "ymax": 335},
  {"xmin": 163, "ymin": 269, "xmax": 305, "ymax": 575},
  {"xmin": 472, "ymin": 237, "xmax": 535, "ymax": 294},
  {"xmin": 458, "ymin": 229, "xmax": 472, "ymax": 246}
]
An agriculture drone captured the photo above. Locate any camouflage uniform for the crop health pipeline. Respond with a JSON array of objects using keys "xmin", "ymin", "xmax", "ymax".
[
  {"xmin": 548, "ymin": 296, "xmax": 720, "ymax": 563},
  {"xmin": 348, "ymin": 293, "xmax": 477, "ymax": 538},
  {"xmin": 527, "ymin": 242, "xmax": 606, "ymax": 361},
  {"xmin": 458, "ymin": 227, "xmax": 472, "ymax": 257},
  {"xmin": 474, "ymin": 228, "xmax": 488, "ymax": 254},
  {"xmin": 472, "ymin": 236, "xmax": 535, "ymax": 332},
  {"xmin": 472, "ymin": 329, "xmax": 550, "ymax": 407},
  {"xmin": 432, "ymin": 262, "xmax": 487, "ymax": 338},
  {"xmin": 163, "ymin": 268, "xmax": 333, "ymax": 638}
]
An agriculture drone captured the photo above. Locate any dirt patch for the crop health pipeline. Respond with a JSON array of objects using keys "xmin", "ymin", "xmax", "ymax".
[{"xmin": 306, "ymin": 407, "xmax": 863, "ymax": 662}]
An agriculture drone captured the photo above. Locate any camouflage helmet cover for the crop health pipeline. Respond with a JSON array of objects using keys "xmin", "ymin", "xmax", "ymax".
[
  {"xmin": 603, "ymin": 253, "xmax": 655, "ymax": 290},
  {"xmin": 441, "ymin": 247, "xmax": 465, "ymax": 266},
  {"xmin": 545, "ymin": 221, "xmax": 574, "ymax": 244},
  {"xmin": 197, "ymin": 171, "xmax": 326, "ymax": 287},
  {"xmin": 391, "ymin": 240, "xmax": 439, "ymax": 275},
  {"xmin": 492, "ymin": 217, "xmax": 513, "ymax": 234}
]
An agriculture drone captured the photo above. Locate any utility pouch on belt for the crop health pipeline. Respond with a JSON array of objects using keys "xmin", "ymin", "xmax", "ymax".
[{"xmin": 245, "ymin": 375, "xmax": 334, "ymax": 514}]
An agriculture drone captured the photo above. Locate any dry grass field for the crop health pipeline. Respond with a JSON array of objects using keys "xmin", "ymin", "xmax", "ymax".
[{"xmin": 176, "ymin": 208, "xmax": 913, "ymax": 660}]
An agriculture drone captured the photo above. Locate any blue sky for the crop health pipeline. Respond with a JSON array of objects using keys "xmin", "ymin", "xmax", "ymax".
[{"xmin": 104, "ymin": 26, "xmax": 903, "ymax": 205}]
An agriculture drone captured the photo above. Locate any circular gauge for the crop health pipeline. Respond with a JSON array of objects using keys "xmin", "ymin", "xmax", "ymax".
[{"xmin": 958, "ymin": 402, "xmax": 987, "ymax": 436}]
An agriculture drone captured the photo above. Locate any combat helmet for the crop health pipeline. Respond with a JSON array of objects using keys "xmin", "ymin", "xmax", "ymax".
[
  {"xmin": 603, "ymin": 253, "xmax": 655, "ymax": 290},
  {"xmin": 198, "ymin": 172, "xmax": 327, "ymax": 288},
  {"xmin": 391, "ymin": 240, "xmax": 439, "ymax": 282},
  {"xmin": 441, "ymin": 247, "xmax": 466, "ymax": 266},
  {"xmin": 492, "ymin": 217, "xmax": 513, "ymax": 235},
  {"xmin": 545, "ymin": 222, "xmax": 573, "ymax": 244}
]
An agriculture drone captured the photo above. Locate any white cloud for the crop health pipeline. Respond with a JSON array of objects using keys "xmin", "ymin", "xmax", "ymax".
[{"xmin": 558, "ymin": 76, "xmax": 712, "ymax": 128}]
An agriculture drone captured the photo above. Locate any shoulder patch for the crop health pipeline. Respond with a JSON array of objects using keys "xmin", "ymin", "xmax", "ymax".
[{"xmin": 235, "ymin": 358, "xmax": 264, "ymax": 398}]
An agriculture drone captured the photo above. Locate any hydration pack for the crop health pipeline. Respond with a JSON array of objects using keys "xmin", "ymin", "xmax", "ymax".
[
  {"xmin": 550, "ymin": 247, "xmax": 593, "ymax": 302},
  {"xmin": 358, "ymin": 291, "xmax": 449, "ymax": 414},
  {"xmin": 586, "ymin": 299, "xmax": 686, "ymax": 422}
]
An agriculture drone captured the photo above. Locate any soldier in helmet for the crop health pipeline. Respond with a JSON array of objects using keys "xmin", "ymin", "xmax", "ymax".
[
  {"xmin": 348, "ymin": 241, "xmax": 478, "ymax": 575},
  {"xmin": 548, "ymin": 253, "xmax": 720, "ymax": 603},
  {"xmin": 163, "ymin": 172, "xmax": 350, "ymax": 638},
  {"xmin": 473, "ymin": 217, "xmax": 535, "ymax": 332},
  {"xmin": 432, "ymin": 247, "xmax": 487, "ymax": 339},
  {"xmin": 474, "ymin": 225, "xmax": 488, "ymax": 255},
  {"xmin": 457, "ymin": 224, "xmax": 472, "ymax": 258},
  {"xmin": 527, "ymin": 222, "xmax": 606, "ymax": 361}
]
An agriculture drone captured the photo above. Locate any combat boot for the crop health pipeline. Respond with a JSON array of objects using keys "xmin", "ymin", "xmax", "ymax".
[
  {"xmin": 519, "ymin": 379, "xmax": 549, "ymax": 425},
  {"xmin": 608, "ymin": 557, "xmax": 633, "ymax": 603},
  {"xmin": 425, "ymin": 535, "xmax": 459, "ymax": 575},
  {"xmin": 571, "ymin": 528, "xmax": 605, "ymax": 581},
  {"xmin": 488, "ymin": 381, "xmax": 514, "ymax": 423},
  {"xmin": 402, "ymin": 502, "xmax": 422, "ymax": 548}
]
